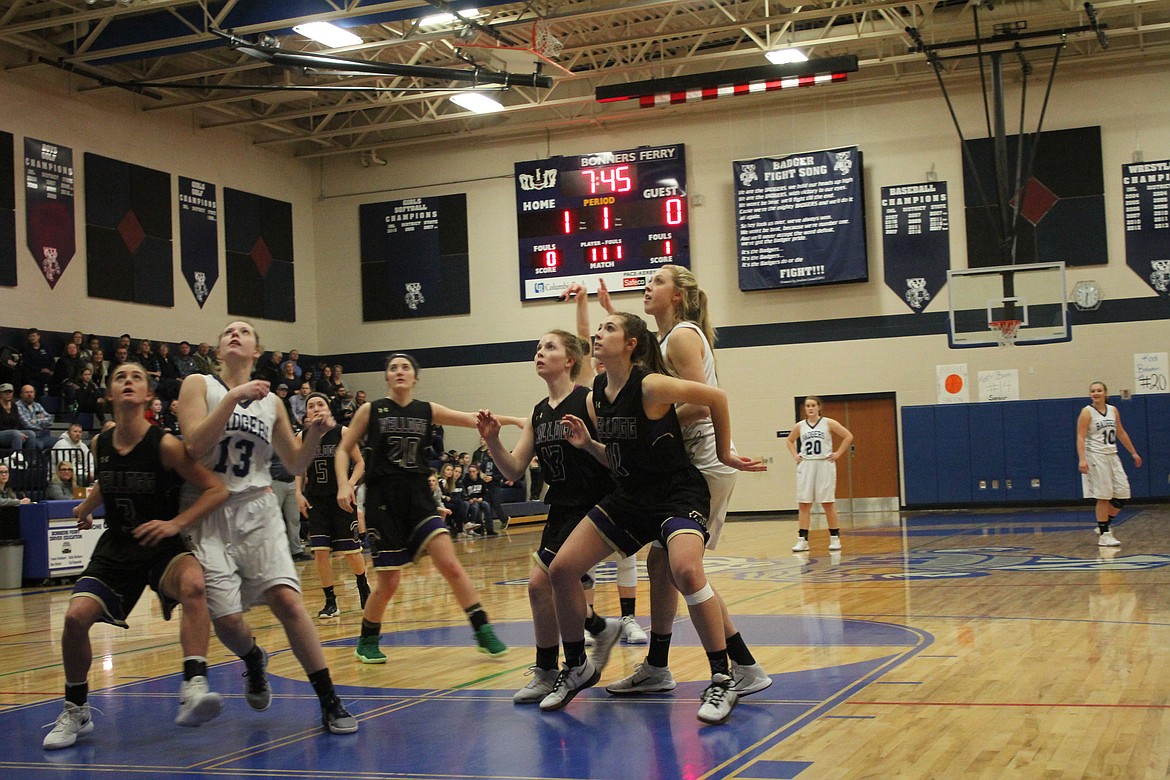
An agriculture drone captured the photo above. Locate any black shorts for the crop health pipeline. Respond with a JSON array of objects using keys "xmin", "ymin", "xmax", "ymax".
[
  {"xmin": 588, "ymin": 468, "xmax": 711, "ymax": 557},
  {"xmin": 306, "ymin": 497, "xmax": 362, "ymax": 554},
  {"xmin": 365, "ymin": 475, "xmax": 447, "ymax": 569},
  {"xmin": 71, "ymin": 530, "xmax": 191, "ymax": 628},
  {"xmin": 533, "ymin": 504, "xmax": 592, "ymax": 572}
]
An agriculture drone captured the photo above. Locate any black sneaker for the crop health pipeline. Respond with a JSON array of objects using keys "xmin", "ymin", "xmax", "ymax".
[
  {"xmin": 318, "ymin": 601, "xmax": 340, "ymax": 620},
  {"xmin": 321, "ymin": 698, "xmax": 358, "ymax": 734},
  {"xmin": 243, "ymin": 647, "xmax": 271, "ymax": 711}
]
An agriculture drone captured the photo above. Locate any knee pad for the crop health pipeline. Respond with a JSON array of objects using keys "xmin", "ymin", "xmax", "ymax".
[
  {"xmin": 682, "ymin": 582, "xmax": 715, "ymax": 606},
  {"xmin": 616, "ymin": 555, "xmax": 638, "ymax": 588},
  {"xmin": 1110, "ymin": 498, "xmax": 1126, "ymax": 510}
]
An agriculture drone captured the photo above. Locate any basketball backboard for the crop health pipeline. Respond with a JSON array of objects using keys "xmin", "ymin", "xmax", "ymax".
[{"xmin": 946, "ymin": 261, "xmax": 1070, "ymax": 347}]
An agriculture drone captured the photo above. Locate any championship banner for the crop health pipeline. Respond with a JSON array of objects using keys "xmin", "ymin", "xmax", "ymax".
[
  {"xmin": 24, "ymin": 137, "xmax": 75, "ymax": 288},
  {"xmin": 881, "ymin": 181, "xmax": 950, "ymax": 313},
  {"xmin": 359, "ymin": 194, "xmax": 470, "ymax": 320},
  {"xmin": 85, "ymin": 153, "xmax": 173, "ymax": 307},
  {"xmin": 0, "ymin": 130, "xmax": 14, "ymax": 287},
  {"xmin": 1122, "ymin": 160, "xmax": 1170, "ymax": 296},
  {"xmin": 734, "ymin": 145, "xmax": 867, "ymax": 291},
  {"xmin": 180, "ymin": 177, "xmax": 219, "ymax": 307}
]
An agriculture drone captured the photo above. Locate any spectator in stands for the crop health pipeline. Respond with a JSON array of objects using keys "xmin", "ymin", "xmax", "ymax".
[
  {"xmin": 334, "ymin": 385, "xmax": 356, "ymax": 426},
  {"xmin": 116, "ymin": 334, "xmax": 132, "ymax": 353},
  {"xmin": 87, "ymin": 350, "xmax": 107, "ymax": 390},
  {"xmin": 192, "ymin": 342, "xmax": 216, "ymax": 375},
  {"xmin": 331, "ymin": 364, "xmax": 347, "ymax": 392},
  {"xmin": 109, "ymin": 346, "xmax": 130, "ymax": 376},
  {"xmin": 17, "ymin": 384, "xmax": 55, "ymax": 452},
  {"xmin": 52, "ymin": 423, "xmax": 94, "ymax": 484},
  {"xmin": 51, "ymin": 341, "xmax": 86, "ymax": 410},
  {"xmin": 286, "ymin": 349, "xmax": 303, "ymax": 380},
  {"xmin": 270, "ymin": 457, "xmax": 311, "ymax": 562},
  {"xmin": 172, "ymin": 341, "xmax": 199, "ymax": 378},
  {"xmin": 144, "ymin": 398, "xmax": 176, "ymax": 434},
  {"xmin": 46, "ymin": 460, "xmax": 81, "ymax": 500},
  {"xmin": 68, "ymin": 331, "xmax": 85, "ymax": 358},
  {"xmin": 281, "ymin": 360, "xmax": 298, "ymax": 387},
  {"xmin": 315, "ymin": 365, "xmax": 337, "ymax": 398},
  {"xmin": 80, "ymin": 335, "xmax": 100, "ymax": 364},
  {"xmin": 155, "ymin": 343, "xmax": 182, "ymax": 401},
  {"xmin": 74, "ymin": 368, "xmax": 107, "ymax": 425},
  {"xmin": 289, "ymin": 381, "xmax": 310, "ymax": 430},
  {"xmin": 136, "ymin": 340, "xmax": 163, "ymax": 390},
  {"xmin": 462, "ymin": 463, "xmax": 496, "ymax": 536},
  {"xmin": 0, "ymin": 340, "xmax": 20, "ymax": 388},
  {"xmin": 21, "ymin": 328, "xmax": 54, "ymax": 396},
  {"xmin": 256, "ymin": 351, "xmax": 284, "ymax": 385},
  {"xmin": 473, "ymin": 436, "xmax": 512, "ymax": 527},
  {"xmin": 429, "ymin": 469, "xmax": 452, "ymax": 525},
  {"xmin": 438, "ymin": 463, "xmax": 467, "ymax": 536},
  {"xmin": 0, "ymin": 383, "xmax": 30, "ymax": 453},
  {"xmin": 0, "ymin": 464, "xmax": 30, "ymax": 506}
]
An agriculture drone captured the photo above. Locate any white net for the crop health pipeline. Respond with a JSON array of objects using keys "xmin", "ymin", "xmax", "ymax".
[{"xmin": 533, "ymin": 20, "xmax": 563, "ymax": 58}]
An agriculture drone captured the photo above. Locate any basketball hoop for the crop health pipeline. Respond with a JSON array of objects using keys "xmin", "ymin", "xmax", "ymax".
[
  {"xmin": 532, "ymin": 20, "xmax": 563, "ymax": 58},
  {"xmin": 989, "ymin": 319, "xmax": 1021, "ymax": 347}
]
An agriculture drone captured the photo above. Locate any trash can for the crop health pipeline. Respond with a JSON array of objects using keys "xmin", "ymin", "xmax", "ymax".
[{"xmin": 0, "ymin": 539, "xmax": 24, "ymax": 589}]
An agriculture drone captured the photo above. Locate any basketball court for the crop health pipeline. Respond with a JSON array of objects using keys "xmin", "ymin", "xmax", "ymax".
[{"xmin": 3, "ymin": 506, "xmax": 1169, "ymax": 779}]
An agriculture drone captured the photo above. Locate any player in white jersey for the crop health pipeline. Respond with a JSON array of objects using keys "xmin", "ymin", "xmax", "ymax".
[
  {"xmin": 590, "ymin": 267, "xmax": 772, "ymax": 698},
  {"xmin": 786, "ymin": 396, "xmax": 854, "ymax": 552},
  {"xmin": 1076, "ymin": 381, "xmax": 1142, "ymax": 547},
  {"xmin": 174, "ymin": 321, "xmax": 358, "ymax": 735}
]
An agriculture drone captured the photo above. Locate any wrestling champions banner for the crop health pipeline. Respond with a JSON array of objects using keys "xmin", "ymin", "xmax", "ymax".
[
  {"xmin": 24, "ymin": 137, "xmax": 75, "ymax": 288},
  {"xmin": 0, "ymin": 130, "xmax": 14, "ymax": 287},
  {"xmin": 881, "ymin": 181, "xmax": 950, "ymax": 313},
  {"xmin": 180, "ymin": 177, "xmax": 219, "ymax": 307},
  {"xmin": 1122, "ymin": 160, "xmax": 1170, "ymax": 297}
]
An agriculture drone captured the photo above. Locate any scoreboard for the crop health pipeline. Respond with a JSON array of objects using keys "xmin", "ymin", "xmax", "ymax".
[{"xmin": 515, "ymin": 143, "xmax": 690, "ymax": 301}]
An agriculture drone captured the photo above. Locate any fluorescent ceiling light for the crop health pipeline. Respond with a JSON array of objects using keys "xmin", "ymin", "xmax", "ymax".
[
  {"xmin": 765, "ymin": 48, "xmax": 809, "ymax": 65},
  {"xmin": 420, "ymin": 8, "xmax": 482, "ymax": 27},
  {"xmin": 293, "ymin": 22, "xmax": 362, "ymax": 48},
  {"xmin": 450, "ymin": 92, "xmax": 503, "ymax": 113}
]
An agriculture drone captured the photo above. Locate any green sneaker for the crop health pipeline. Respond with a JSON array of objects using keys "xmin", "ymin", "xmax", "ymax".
[
  {"xmin": 475, "ymin": 624, "xmax": 508, "ymax": 658},
  {"xmin": 354, "ymin": 635, "xmax": 387, "ymax": 664}
]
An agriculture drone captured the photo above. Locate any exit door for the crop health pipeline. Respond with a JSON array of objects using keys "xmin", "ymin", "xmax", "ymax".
[{"xmin": 794, "ymin": 393, "xmax": 900, "ymax": 511}]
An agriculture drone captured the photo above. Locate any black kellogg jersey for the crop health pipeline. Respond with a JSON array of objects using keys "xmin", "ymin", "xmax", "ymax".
[
  {"xmin": 368, "ymin": 397, "xmax": 431, "ymax": 477},
  {"xmin": 532, "ymin": 385, "xmax": 613, "ymax": 508},
  {"xmin": 592, "ymin": 366, "xmax": 692, "ymax": 487},
  {"xmin": 303, "ymin": 426, "xmax": 343, "ymax": 497},
  {"xmin": 94, "ymin": 425, "xmax": 182, "ymax": 535}
]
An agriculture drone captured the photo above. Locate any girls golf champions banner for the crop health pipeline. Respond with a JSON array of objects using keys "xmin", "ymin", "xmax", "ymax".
[{"xmin": 180, "ymin": 177, "xmax": 219, "ymax": 307}]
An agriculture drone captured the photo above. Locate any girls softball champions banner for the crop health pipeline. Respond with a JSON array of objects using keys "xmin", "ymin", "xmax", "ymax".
[
  {"xmin": 180, "ymin": 177, "xmax": 219, "ymax": 308},
  {"xmin": 881, "ymin": 181, "xmax": 950, "ymax": 313},
  {"xmin": 24, "ymin": 137, "xmax": 75, "ymax": 289},
  {"xmin": 0, "ymin": 130, "xmax": 14, "ymax": 287},
  {"xmin": 734, "ymin": 145, "xmax": 867, "ymax": 291},
  {"xmin": 1122, "ymin": 159, "xmax": 1170, "ymax": 296}
]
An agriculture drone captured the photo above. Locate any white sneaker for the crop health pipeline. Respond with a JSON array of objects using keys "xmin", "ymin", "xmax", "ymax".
[
  {"xmin": 43, "ymin": 701, "xmax": 93, "ymax": 750},
  {"xmin": 828, "ymin": 535, "xmax": 842, "ymax": 551},
  {"xmin": 1098, "ymin": 530, "xmax": 1121, "ymax": 547},
  {"xmin": 176, "ymin": 675, "xmax": 224, "ymax": 727},
  {"xmin": 583, "ymin": 632, "xmax": 595, "ymax": 647},
  {"xmin": 730, "ymin": 661, "xmax": 773, "ymax": 696},
  {"xmin": 606, "ymin": 661, "xmax": 676, "ymax": 695},
  {"xmin": 697, "ymin": 673, "xmax": 738, "ymax": 724},
  {"xmin": 513, "ymin": 666, "xmax": 560, "ymax": 704},
  {"xmin": 792, "ymin": 537, "xmax": 810, "ymax": 552},
  {"xmin": 620, "ymin": 615, "xmax": 648, "ymax": 644},
  {"xmin": 539, "ymin": 660, "xmax": 600, "ymax": 711},
  {"xmin": 587, "ymin": 618, "xmax": 623, "ymax": 674}
]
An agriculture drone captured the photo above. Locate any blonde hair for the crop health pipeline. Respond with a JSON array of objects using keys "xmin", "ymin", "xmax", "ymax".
[
  {"xmin": 546, "ymin": 329, "xmax": 589, "ymax": 381},
  {"xmin": 660, "ymin": 264, "xmax": 717, "ymax": 350}
]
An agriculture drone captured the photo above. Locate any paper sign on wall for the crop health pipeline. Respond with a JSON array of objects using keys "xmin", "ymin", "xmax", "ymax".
[
  {"xmin": 978, "ymin": 369, "xmax": 1020, "ymax": 402},
  {"xmin": 937, "ymin": 364, "xmax": 969, "ymax": 403},
  {"xmin": 1134, "ymin": 352, "xmax": 1168, "ymax": 394}
]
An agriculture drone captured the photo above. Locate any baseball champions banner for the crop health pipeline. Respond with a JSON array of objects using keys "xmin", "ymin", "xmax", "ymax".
[
  {"xmin": 24, "ymin": 137, "xmax": 75, "ymax": 288},
  {"xmin": 1122, "ymin": 160, "xmax": 1170, "ymax": 296},
  {"xmin": 180, "ymin": 177, "xmax": 219, "ymax": 307},
  {"xmin": 881, "ymin": 181, "xmax": 950, "ymax": 313},
  {"xmin": 734, "ymin": 145, "xmax": 867, "ymax": 291}
]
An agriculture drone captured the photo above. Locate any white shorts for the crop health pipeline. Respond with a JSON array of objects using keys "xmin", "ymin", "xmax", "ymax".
[
  {"xmin": 650, "ymin": 467, "xmax": 737, "ymax": 551},
  {"xmin": 182, "ymin": 488, "xmax": 301, "ymax": 619},
  {"xmin": 796, "ymin": 458, "xmax": 836, "ymax": 505},
  {"xmin": 1081, "ymin": 453, "xmax": 1131, "ymax": 501}
]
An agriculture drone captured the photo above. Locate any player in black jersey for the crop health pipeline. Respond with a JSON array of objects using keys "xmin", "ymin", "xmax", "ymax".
[
  {"xmin": 44, "ymin": 362, "xmax": 229, "ymax": 750},
  {"xmin": 549, "ymin": 313, "xmax": 765, "ymax": 724},
  {"xmin": 336, "ymin": 353, "xmax": 524, "ymax": 663},
  {"xmin": 477, "ymin": 329, "xmax": 625, "ymax": 705},
  {"xmin": 296, "ymin": 393, "xmax": 370, "ymax": 620}
]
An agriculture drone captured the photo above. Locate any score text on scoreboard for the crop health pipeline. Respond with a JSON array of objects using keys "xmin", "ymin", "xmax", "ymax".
[{"xmin": 515, "ymin": 143, "xmax": 690, "ymax": 301}]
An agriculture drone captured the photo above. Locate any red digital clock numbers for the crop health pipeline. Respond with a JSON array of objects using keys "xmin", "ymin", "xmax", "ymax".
[{"xmin": 581, "ymin": 165, "xmax": 633, "ymax": 195}]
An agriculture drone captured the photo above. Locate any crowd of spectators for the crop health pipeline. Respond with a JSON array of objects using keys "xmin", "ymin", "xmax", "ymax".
[{"xmin": 0, "ymin": 327, "xmax": 362, "ymax": 505}]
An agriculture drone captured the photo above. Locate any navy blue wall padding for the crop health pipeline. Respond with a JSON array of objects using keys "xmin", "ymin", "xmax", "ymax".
[
  {"xmin": 1115, "ymin": 396, "xmax": 1149, "ymax": 499},
  {"xmin": 900, "ymin": 406, "xmax": 938, "ymax": 505},
  {"xmin": 968, "ymin": 403, "xmax": 1006, "ymax": 503},
  {"xmin": 1002, "ymin": 401, "xmax": 1042, "ymax": 502},
  {"xmin": 1036, "ymin": 398, "xmax": 1080, "ymax": 501},
  {"xmin": 932, "ymin": 405, "xmax": 972, "ymax": 504},
  {"xmin": 1146, "ymin": 395, "xmax": 1170, "ymax": 500}
]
